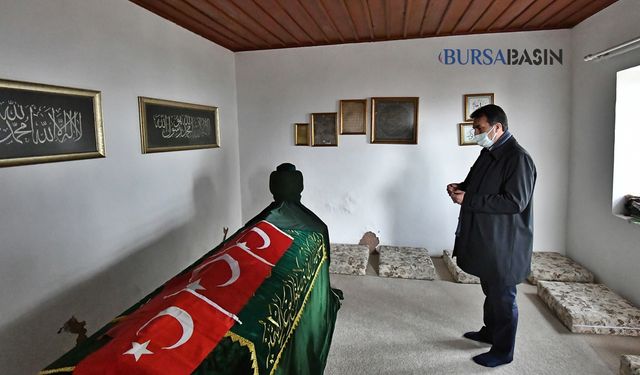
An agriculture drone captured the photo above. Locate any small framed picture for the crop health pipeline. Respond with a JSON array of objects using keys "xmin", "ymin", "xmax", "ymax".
[
  {"xmin": 294, "ymin": 123, "xmax": 309, "ymax": 146},
  {"xmin": 463, "ymin": 93, "xmax": 494, "ymax": 121},
  {"xmin": 339, "ymin": 99, "xmax": 366, "ymax": 135},
  {"xmin": 310, "ymin": 112, "xmax": 338, "ymax": 147},
  {"xmin": 371, "ymin": 97, "xmax": 419, "ymax": 144},
  {"xmin": 458, "ymin": 122, "xmax": 477, "ymax": 146}
]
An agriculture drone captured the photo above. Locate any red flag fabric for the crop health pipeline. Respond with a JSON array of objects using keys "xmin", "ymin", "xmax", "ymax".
[{"xmin": 74, "ymin": 221, "xmax": 293, "ymax": 375}]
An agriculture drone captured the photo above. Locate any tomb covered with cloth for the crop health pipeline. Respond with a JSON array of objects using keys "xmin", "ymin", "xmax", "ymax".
[{"xmin": 40, "ymin": 163, "xmax": 342, "ymax": 375}]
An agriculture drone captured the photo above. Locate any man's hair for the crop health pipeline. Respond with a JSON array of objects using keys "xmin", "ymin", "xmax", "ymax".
[{"xmin": 470, "ymin": 104, "xmax": 508, "ymax": 131}]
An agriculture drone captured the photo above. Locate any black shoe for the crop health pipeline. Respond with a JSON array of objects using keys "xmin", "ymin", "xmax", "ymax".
[{"xmin": 463, "ymin": 330, "xmax": 492, "ymax": 344}]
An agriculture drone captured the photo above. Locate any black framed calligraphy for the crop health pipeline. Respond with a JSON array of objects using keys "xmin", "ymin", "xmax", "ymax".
[
  {"xmin": 0, "ymin": 79, "xmax": 104, "ymax": 167},
  {"xmin": 138, "ymin": 97, "xmax": 220, "ymax": 153}
]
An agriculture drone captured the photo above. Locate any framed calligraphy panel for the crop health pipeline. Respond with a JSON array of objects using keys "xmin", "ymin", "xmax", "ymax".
[
  {"xmin": 310, "ymin": 112, "xmax": 338, "ymax": 147},
  {"xmin": 339, "ymin": 99, "xmax": 366, "ymax": 135},
  {"xmin": 138, "ymin": 97, "xmax": 220, "ymax": 153},
  {"xmin": 463, "ymin": 93, "xmax": 494, "ymax": 121},
  {"xmin": 0, "ymin": 79, "xmax": 104, "ymax": 167},
  {"xmin": 294, "ymin": 123, "xmax": 309, "ymax": 146},
  {"xmin": 458, "ymin": 122, "xmax": 477, "ymax": 146},
  {"xmin": 371, "ymin": 97, "xmax": 419, "ymax": 144}
]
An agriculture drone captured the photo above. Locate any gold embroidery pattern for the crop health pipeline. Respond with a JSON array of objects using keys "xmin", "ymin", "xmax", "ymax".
[
  {"xmin": 224, "ymin": 331, "xmax": 259, "ymax": 375},
  {"xmin": 38, "ymin": 366, "xmax": 74, "ymax": 375},
  {"xmin": 258, "ymin": 231, "xmax": 326, "ymax": 374}
]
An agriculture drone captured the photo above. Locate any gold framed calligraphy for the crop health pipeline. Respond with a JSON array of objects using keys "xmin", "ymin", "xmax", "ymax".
[
  {"xmin": 294, "ymin": 123, "xmax": 309, "ymax": 146},
  {"xmin": 458, "ymin": 122, "xmax": 477, "ymax": 146},
  {"xmin": 371, "ymin": 97, "xmax": 419, "ymax": 144},
  {"xmin": 0, "ymin": 78, "xmax": 104, "ymax": 167},
  {"xmin": 463, "ymin": 93, "xmax": 494, "ymax": 121},
  {"xmin": 339, "ymin": 99, "xmax": 366, "ymax": 135},
  {"xmin": 310, "ymin": 112, "xmax": 338, "ymax": 147},
  {"xmin": 138, "ymin": 96, "xmax": 220, "ymax": 153}
]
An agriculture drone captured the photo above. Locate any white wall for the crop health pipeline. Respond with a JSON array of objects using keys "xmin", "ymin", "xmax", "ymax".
[
  {"xmin": 236, "ymin": 31, "xmax": 571, "ymax": 255},
  {"xmin": 613, "ymin": 65, "xmax": 640, "ymax": 214},
  {"xmin": 0, "ymin": 1, "xmax": 241, "ymax": 374},
  {"xmin": 568, "ymin": 0, "xmax": 640, "ymax": 305}
]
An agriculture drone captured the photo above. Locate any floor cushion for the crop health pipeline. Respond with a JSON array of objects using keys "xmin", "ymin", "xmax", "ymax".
[
  {"xmin": 620, "ymin": 355, "xmax": 640, "ymax": 375},
  {"xmin": 528, "ymin": 252, "xmax": 594, "ymax": 285},
  {"xmin": 378, "ymin": 246, "xmax": 435, "ymax": 280},
  {"xmin": 442, "ymin": 250, "xmax": 480, "ymax": 284},
  {"xmin": 537, "ymin": 281, "xmax": 640, "ymax": 336},
  {"xmin": 329, "ymin": 243, "xmax": 369, "ymax": 276}
]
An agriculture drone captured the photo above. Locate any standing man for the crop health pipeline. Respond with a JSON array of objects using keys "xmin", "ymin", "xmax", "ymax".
[{"xmin": 447, "ymin": 104, "xmax": 536, "ymax": 367}]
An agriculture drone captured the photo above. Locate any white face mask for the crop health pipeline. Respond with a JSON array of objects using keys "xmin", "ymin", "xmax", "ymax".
[{"xmin": 474, "ymin": 125, "xmax": 498, "ymax": 149}]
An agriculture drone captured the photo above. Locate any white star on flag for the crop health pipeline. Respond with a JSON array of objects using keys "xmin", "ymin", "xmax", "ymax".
[{"xmin": 124, "ymin": 340, "xmax": 153, "ymax": 361}]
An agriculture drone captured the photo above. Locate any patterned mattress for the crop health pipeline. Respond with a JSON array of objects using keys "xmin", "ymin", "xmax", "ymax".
[
  {"xmin": 527, "ymin": 252, "xmax": 594, "ymax": 285},
  {"xmin": 621, "ymin": 355, "xmax": 640, "ymax": 375},
  {"xmin": 442, "ymin": 250, "xmax": 480, "ymax": 284},
  {"xmin": 329, "ymin": 244, "xmax": 369, "ymax": 276},
  {"xmin": 378, "ymin": 246, "xmax": 435, "ymax": 280},
  {"xmin": 537, "ymin": 281, "xmax": 640, "ymax": 336}
]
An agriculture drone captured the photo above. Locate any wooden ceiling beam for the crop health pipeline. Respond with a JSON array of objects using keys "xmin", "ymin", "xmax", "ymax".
[
  {"xmin": 540, "ymin": 0, "xmax": 591, "ymax": 28},
  {"xmin": 469, "ymin": 0, "xmax": 513, "ymax": 32},
  {"xmin": 403, "ymin": 0, "xmax": 428, "ymax": 37},
  {"xmin": 453, "ymin": 0, "xmax": 494, "ymax": 34},
  {"xmin": 438, "ymin": 0, "xmax": 473, "ymax": 36},
  {"xmin": 522, "ymin": 0, "xmax": 573, "ymax": 28},
  {"xmin": 402, "ymin": 0, "xmax": 411, "ymax": 38},
  {"xmin": 360, "ymin": 0, "xmax": 376, "ymax": 39},
  {"xmin": 504, "ymin": 0, "xmax": 554, "ymax": 29},
  {"xmin": 296, "ymin": 0, "xmax": 343, "ymax": 43},
  {"xmin": 170, "ymin": 0, "xmax": 264, "ymax": 45},
  {"xmin": 181, "ymin": 0, "xmax": 270, "ymax": 47},
  {"xmin": 434, "ymin": 0, "xmax": 452, "ymax": 35},
  {"xmin": 211, "ymin": 0, "xmax": 287, "ymax": 47},
  {"xmin": 342, "ymin": 0, "xmax": 373, "ymax": 40},
  {"xmin": 420, "ymin": 0, "xmax": 449, "ymax": 36},
  {"xmin": 229, "ymin": 0, "xmax": 301, "ymax": 45},
  {"xmin": 162, "ymin": 0, "xmax": 256, "ymax": 47},
  {"xmin": 490, "ymin": 0, "xmax": 536, "ymax": 31},
  {"xmin": 133, "ymin": 0, "xmax": 244, "ymax": 50},
  {"xmin": 299, "ymin": 5, "xmax": 331, "ymax": 44},
  {"xmin": 366, "ymin": 0, "xmax": 387, "ymax": 40},
  {"xmin": 386, "ymin": 0, "xmax": 407, "ymax": 39},
  {"xmin": 417, "ymin": 0, "xmax": 430, "ymax": 37},
  {"xmin": 557, "ymin": 0, "xmax": 616, "ymax": 28},
  {"xmin": 284, "ymin": 0, "xmax": 332, "ymax": 44},
  {"xmin": 541, "ymin": 0, "xmax": 614, "ymax": 29},
  {"xmin": 273, "ymin": 0, "xmax": 319, "ymax": 43},
  {"xmin": 251, "ymin": 0, "xmax": 308, "ymax": 45},
  {"xmin": 321, "ymin": 0, "xmax": 360, "ymax": 42},
  {"xmin": 317, "ymin": 0, "xmax": 347, "ymax": 42},
  {"xmin": 339, "ymin": 0, "xmax": 362, "ymax": 41}
]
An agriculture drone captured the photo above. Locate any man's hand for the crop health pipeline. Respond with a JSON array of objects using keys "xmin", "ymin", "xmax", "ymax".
[
  {"xmin": 447, "ymin": 183, "xmax": 460, "ymax": 203},
  {"xmin": 452, "ymin": 190, "xmax": 465, "ymax": 205}
]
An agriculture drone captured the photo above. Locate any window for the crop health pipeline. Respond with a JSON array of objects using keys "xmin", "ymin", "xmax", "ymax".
[{"xmin": 612, "ymin": 65, "xmax": 640, "ymax": 220}]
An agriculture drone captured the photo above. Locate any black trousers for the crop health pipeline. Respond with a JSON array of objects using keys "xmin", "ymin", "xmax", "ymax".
[{"xmin": 479, "ymin": 279, "xmax": 518, "ymax": 358}]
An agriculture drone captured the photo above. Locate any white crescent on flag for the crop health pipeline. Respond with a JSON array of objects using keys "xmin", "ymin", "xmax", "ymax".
[
  {"xmin": 189, "ymin": 253, "xmax": 241, "ymax": 287},
  {"xmin": 136, "ymin": 306, "xmax": 194, "ymax": 350},
  {"xmin": 250, "ymin": 227, "xmax": 271, "ymax": 249}
]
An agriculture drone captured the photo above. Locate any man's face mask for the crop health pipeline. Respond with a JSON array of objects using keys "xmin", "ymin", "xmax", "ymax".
[{"xmin": 474, "ymin": 125, "xmax": 498, "ymax": 149}]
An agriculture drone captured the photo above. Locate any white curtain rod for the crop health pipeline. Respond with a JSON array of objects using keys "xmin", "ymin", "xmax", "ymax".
[{"xmin": 584, "ymin": 36, "xmax": 640, "ymax": 61}]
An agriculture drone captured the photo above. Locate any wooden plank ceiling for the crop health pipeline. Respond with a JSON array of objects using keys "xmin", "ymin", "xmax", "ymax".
[{"xmin": 130, "ymin": 0, "xmax": 617, "ymax": 52}]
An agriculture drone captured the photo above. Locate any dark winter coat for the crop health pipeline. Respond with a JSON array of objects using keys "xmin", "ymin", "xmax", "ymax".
[{"xmin": 453, "ymin": 136, "xmax": 537, "ymax": 286}]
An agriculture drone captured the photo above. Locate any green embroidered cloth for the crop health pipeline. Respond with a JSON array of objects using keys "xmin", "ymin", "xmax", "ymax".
[{"xmin": 41, "ymin": 164, "xmax": 341, "ymax": 375}]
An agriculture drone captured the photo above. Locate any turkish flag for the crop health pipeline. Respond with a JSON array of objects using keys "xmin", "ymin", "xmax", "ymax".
[{"xmin": 74, "ymin": 221, "xmax": 293, "ymax": 374}]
